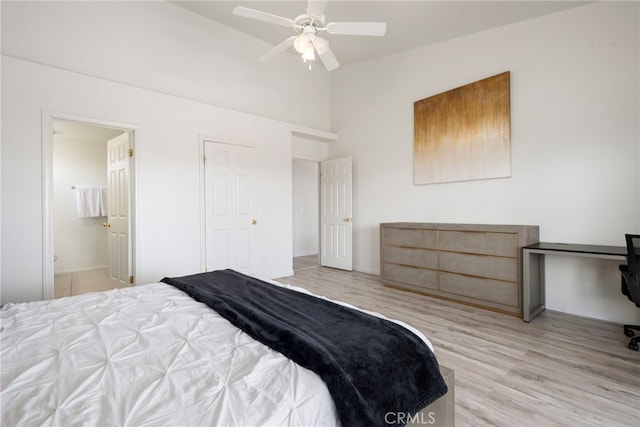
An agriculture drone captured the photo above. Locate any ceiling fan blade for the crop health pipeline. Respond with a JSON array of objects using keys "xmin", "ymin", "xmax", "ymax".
[
  {"xmin": 233, "ymin": 6, "xmax": 295, "ymax": 28},
  {"xmin": 325, "ymin": 22, "xmax": 387, "ymax": 36},
  {"xmin": 307, "ymin": 0, "xmax": 329, "ymax": 19},
  {"xmin": 260, "ymin": 36, "xmax": 297, "ymax": 62},
  {"xmin": 317, "ymin": 46, "xmax": 340, "ymax": 71}
]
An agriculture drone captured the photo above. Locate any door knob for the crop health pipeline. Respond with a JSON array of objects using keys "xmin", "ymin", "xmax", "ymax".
[
  {"xmin": 252, "ymin": 219, "xmax": 257, "ymax": 225},
  {"xmin": 103, "ymin": 222, "xmax": 111, "ymax": 228},
  {"xmin": 344, "ymin": 217, "xmax": 352, "ymax": 223}
]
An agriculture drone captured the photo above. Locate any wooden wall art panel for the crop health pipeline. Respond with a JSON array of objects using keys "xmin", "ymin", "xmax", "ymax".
[{"xmin": 414, "ymin": 71, "xmax": 511, "ymax": 185}]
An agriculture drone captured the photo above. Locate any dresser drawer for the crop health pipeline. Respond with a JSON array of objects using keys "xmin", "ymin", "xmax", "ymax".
[
  {"xmin": 439, "ymin": 252, "xmax": 518, "ymax": 282},
  {"xmin": 383, "ymin": 263, "xmax": 438, "ymax": 290},
  {"xmin": 380, "ymin": 223, "xmax": 538, "ymax": 317},
  {"xmin": 382, "ymin": 227, "xmax": 437, "ymax": 249},
  {"xmin": 383, "ymin": 246, "xmax": 438, "ymax": 269},
  {"xmin": 439, "ymin": 272, "xmax": 519, "ymax": 307},
  {"xmin": 439, "ymin": 231, "xmax": 518, "ymax": 257}
]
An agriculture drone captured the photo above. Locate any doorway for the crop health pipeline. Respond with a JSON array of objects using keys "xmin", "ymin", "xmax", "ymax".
[
  {"xmin": 292, "ymin": 158, "xmax": 320, "ymax": 271},
  {"xmin": 45, "ymin": 116, "xmax": 135, "ymax": 299}
]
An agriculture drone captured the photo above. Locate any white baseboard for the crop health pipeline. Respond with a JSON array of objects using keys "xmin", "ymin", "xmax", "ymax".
[
  {"xmin": 272, "ymin": 269, "xmax": 295, "ymax": 279},
  {"xmin": 353, "ymin": 265, "xmax": 380, "ymax": 276},
  {"xmin": 546, "ymin": 301, "xmax": 640, "ymax": 325},
  {"xmin": 54, "ymin": 265, "xmax": 107, "ymax": 275}
]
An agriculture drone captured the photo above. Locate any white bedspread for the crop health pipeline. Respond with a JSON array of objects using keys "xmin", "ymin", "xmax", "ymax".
[
  {"xmin": 1, "ymin": 283, "xmax": 339, "ymax": 426},
  {"xmin": 1, "ymin": 279, "xmax": 434, "ymax": 427}
]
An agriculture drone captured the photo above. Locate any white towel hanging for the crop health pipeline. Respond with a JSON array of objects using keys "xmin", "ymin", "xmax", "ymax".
[
  {"xmin": 75, "ymin": 186, "xmax": 106, "ymax": 218},
  {"xmin": 100, "ymin": 187, "xmax": 108, "ymax": 216}
]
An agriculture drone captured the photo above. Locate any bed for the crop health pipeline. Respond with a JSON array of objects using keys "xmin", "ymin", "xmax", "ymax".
[{"xmin": 1, "ymin": 269, "xmax": 453, "ymax": 426}]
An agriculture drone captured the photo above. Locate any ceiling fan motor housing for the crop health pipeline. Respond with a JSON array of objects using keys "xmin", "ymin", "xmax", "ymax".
[{"xmin": 295, "ymin": 13, "xmax": 325, "ymax": 34}]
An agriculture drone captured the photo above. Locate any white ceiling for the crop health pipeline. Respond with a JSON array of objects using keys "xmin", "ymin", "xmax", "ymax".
[
  {"xmin": 173, "ymin": 1, "xmax": 589, "ymax": 68},
  {"xmin": 53, "ymin": 120, "xmax": 125, "ymax": 142}
]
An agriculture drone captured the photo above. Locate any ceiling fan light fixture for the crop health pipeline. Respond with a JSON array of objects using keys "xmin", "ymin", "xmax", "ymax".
[
  {"xmin": 293, "ymin": 34, "xmax": 309, "ymax": 54},
  {"xmin": 233, "ymin": 1, "xmax": 387, "ymax": 72},
  {"xmin": 302, "ymin": 45, "xmax": 316, "ymax": 61}
]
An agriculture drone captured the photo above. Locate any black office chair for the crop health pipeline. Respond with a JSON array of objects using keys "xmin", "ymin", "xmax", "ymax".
[{"xmin": 619, "ymin": 234, "xmax": 640, "ymax": 351}]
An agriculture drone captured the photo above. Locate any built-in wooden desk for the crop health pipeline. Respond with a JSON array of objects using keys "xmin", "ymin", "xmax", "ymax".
[{"xmin": 522, "ymin": 242, "xmax": 627, "ymax": 322}]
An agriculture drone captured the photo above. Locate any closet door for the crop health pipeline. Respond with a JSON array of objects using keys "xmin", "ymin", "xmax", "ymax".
[{"xmin": 204, "ymin": 141, "xmax": 259, "ymax": 275}]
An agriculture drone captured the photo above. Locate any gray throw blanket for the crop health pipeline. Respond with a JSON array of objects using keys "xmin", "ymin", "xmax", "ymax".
[{"xmin": 161, "ymin": 269, "xmax": 447, "ymax": 427}]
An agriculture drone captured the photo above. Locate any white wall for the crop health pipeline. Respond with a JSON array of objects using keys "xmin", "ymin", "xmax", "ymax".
[
  {"xmin": 2, "ymin": 1, "xmax": 638, "ymax": 325},
  {"xmin": 53, "ymin": 134, "xmax": 109, "ymax": 273},
  {"xmin": 292, "ymin": 135, "xmax": 330, "ymax": 161},
  {"xmin": 292, "ymin": 159, "xmax": 319, "ymax": 257},
  {"xmin": 1, "ymin": 1, "xmax": 332, "ymax": 304},
  {"xmin": 2, "ymin": 56, "xmax": 301, "ymax": 303},
  {"xmin": 329, "ymin": 2, "xmax": 640, "ymax": 324},
  {"xmin": 0, "ymin": 1, "xmax": 330, "ymax": 130}
]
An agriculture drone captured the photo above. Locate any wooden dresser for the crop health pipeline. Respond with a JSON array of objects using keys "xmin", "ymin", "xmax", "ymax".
[{"xmin": 380, "ymin": 223, "xmax": 539, "ymax": 317}]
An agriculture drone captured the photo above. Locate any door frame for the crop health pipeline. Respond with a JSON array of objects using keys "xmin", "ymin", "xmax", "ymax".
[
  {"xmin": 290, "ymin": 156, "xmax": 354, "ymax": 271},
  {"xmin": 291, "ymin": 157, "xmax": 321, "ymax": 268},
  {"xmin": 42, "ymin": 110, "xmax": 138, "ymax": 299}
]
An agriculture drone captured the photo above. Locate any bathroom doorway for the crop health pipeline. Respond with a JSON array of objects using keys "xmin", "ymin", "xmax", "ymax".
[{"xmin": 51, "ymin": 119, "xmax": 132, "ymax": 298}]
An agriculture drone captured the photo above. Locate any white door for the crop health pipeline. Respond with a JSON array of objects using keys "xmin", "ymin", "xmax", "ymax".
[
  {"xmin": 106, "ymin": 133, "xmax": 131, "ymax": 288},
  {"xmin": 204, "ymin": 141, "xmax": 259, "ymax": 274},
  {"xmin": 320, "ymin": 157, "xmax": 353, "ymax": 270}
]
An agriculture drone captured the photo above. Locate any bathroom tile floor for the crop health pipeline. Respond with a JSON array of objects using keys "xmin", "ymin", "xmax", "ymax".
[{"xmin": 54, "ymin": 268, "xmax": 114, "ymax": 298}]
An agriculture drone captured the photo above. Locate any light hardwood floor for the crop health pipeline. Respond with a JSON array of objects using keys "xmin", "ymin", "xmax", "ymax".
[
  {"xmin": 277, "ymin": 266, "xmax": 640, "ymax": 427},
  {"xmin": 293, "ymin": 254, "xmax": 320, "ymax": 271}
]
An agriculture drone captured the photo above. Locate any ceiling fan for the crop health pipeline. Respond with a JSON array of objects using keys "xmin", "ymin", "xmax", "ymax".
[{"xmin": 233, "ymin": 0, "xmax": 387, "ymax": 71}]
